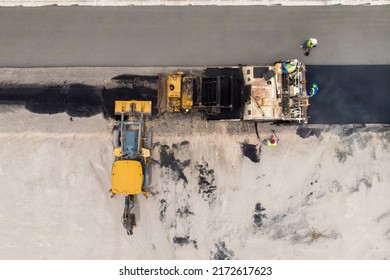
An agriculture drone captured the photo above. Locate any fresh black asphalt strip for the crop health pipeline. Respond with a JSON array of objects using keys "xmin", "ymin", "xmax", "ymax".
[{"xmin": 0, "ymin": 66, "xmax": 389, "ymax": 124}]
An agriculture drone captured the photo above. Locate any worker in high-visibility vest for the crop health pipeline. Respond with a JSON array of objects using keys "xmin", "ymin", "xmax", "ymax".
[
  {"xmin": 300, "ymin": 38, "xmax": 318, "ymax": 56},
  {"xmin": 309, "ymin": 83, "xmax": 319, "ymax": 97},
  {"xmin": 282, "ymin": 59, "xmax": 298, "ymax": 73},
  {"xmin": 301, "ymin": 38, "xmax": 318, "ymax": 49},
  {"xmin": 263, "ymin": 132, "xmax": 279, "ymax": 147}
]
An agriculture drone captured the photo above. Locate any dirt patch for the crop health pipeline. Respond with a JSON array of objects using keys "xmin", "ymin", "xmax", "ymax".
[
  {"xmin": 356, "ymin": 134, "xmax": 373, "ymax": 150},
  {"xmin": 376, "ymin": 210, "xmax": 390, "ymax": 222},
  {"xmin": 211, "ymin": 241, "xmax": 234, "ymax": 260},
  {"xmin": 351, "ymin": 176, "xmax": 373, "ymax": 192},
  {"xmin": 158, "ymin": 144, "xmax": 191, "ymax": 184},
  {"xmin": 338, "ymin": 125, "xmax": 366, "ymax": 137},
  {"xmin": 241, "ymin": 142, "xmax": 260, "ymax": 163},
  {"xmin": 335, "ymin": 146, "xmax": 353, "ymax": 163},
  {"xmin": 173, "ymin": 236, "xmax": 198, "ymax": 249},
  {"xmin": 173, "ymin": 236, "xmax": 189, "ymax": 245},
  {"xmin": 253, "ymin": 203, "xmax": 267, "ymax": 228},
  {"xmin": 159, "ymin": 199, "xmax": 168, "ymax": 222},
  {"xmin": 329, "ymin": 180, "xmax": 343, "ymax": 192},
  {"xmin": 196, "ymin": 161, "xmax": 217, "ymax": 204},
  {"xmin": 293, "ymin": 229, "xmax": 339, "ymax": 244},
  {"xmin": 176, "ymin": 206, "xmax": 194, "ymax": 218},
  {"xmin": 303, "ymin": 192, "xmax": 314, "ymax": 205},
  {"xmin": 296, "ymin": 127, "xmax": 322, "ymax": 139},
  {"xmin": 384, "ymin": 229, "xmax": 390, "ymax": 240},
  {"xmin": 359, "ymin": 176, "xmax": 373, "ymax": 189},
  {"xmin": 271, "ymin": 216, "xmax": 309, "ymax": 242},
  {"xmin": 172, "ymin": 140, "xmax": 190, "ymax": 150}
]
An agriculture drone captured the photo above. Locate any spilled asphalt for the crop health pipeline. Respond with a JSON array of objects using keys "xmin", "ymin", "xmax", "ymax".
[
  {"xmin": 241, "ymin": 142, "xmax": 260, "ymax": 163},
  {"xmin": 0, "ymin": 75, "xmax": 159, "ymax": 118},
  {"xmin": 306, "ymin": 65, "xmax": 390, "ymax": 124}
]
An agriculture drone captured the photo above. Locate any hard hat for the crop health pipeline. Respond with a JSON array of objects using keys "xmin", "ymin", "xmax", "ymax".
[
  {"xmin": 311, "ymin": 38, "xmax": 318, "ymax": 45},
  {"xmin": 271, "ymin": 138, "xmax": 276, "ymax": 144},
  {"xmin": 312, "ymin": 83, "xmax": 318, "ymax": 88}
]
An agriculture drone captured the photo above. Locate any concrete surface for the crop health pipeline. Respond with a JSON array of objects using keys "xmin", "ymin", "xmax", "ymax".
[
  {"xmin": 0, "ymin": 6, "xmax": 389, "ymax": 67},
  {"xmin": 1, "ymin": 1, "xmax": 389, "ymax": 7}
]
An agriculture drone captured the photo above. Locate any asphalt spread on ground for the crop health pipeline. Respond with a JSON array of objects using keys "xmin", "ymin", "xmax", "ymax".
[
  {"xmin": 0, "ymin": 66, "xmax": 389, "ymax": 124},
  {"xmin": 306, "ymin": 65, "xmax": 390, "ymax": 124}
]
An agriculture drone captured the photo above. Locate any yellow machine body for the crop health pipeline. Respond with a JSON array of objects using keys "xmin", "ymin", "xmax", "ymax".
[
  {"xmin": 181, "ymin": 76, "xmax": 194, "ymax": 111},
  {"xmin": 167, "ymin": 72, "xmax": 183, "ymax": 112},
  {"xmin": 141, "ymin": 148, "xmax": 150, "ymax": 159},
  {"xmin": 111, "ymin": 160, "xmax": 143, "ymax": 195},
  {"xmin": 115, "ymin": 100, "xmax": 152, "ymax": 115},
  {"xmin": 114, "ymin": 147, "xmax": 123, "ymax": 157}
]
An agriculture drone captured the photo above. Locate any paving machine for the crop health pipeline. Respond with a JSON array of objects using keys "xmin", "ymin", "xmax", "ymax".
[
  {"xmin": 160, "ymin": 59, "xmax": 309, "ymax": 123},
  {"xmin": 242, "ymin": 59, "xmax": 309, "ymax": 123},
  {"xmin": 110, "ymin": 100, "xmax": 152, "ymax": 235}
]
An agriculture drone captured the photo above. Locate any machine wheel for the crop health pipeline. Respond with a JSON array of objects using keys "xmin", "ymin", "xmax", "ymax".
[
  {"xmin": 142, "ymin": 163, "xmax": 152, "ymax": 190},
  {"xmin": 144, "ymin": 130, "xmax": 153, "ymax": 149},
  {"xmin": 113, "ymin": 129, "xmax": 121, "ymax": 147}
]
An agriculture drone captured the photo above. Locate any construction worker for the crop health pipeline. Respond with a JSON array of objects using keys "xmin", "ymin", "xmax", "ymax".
[
  {"xmin": 282, "ymin": 59, "xmax": 298, "ymax": 73},
  {"xmin": 300, "ymin": 38, "xmax": 318, "ymax": 56},
  {"xmin": 301, "ymin": 38, "xmax": 318, "ymax": 48},
  {"xmin": 263, "ymin": 131, "xmax": 279, "ymax": 147},
  {"xmin": 309, "ymin": 83, "xmax": 319, "ymax": 97}
]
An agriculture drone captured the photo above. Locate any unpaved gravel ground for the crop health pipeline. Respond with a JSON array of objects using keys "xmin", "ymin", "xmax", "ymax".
[{"xmin": 1, "ymin": 107, "xmax": 389, "ymax": 259}]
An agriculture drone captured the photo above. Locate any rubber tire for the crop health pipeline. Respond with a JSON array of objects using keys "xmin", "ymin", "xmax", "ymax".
[
  {"xmin": 144, "ymin": 130, "xmax": 153, "ymax": 149},
  {"xmin": 142, "ymin": 163, "xmax": 152, "ymax": 190},
  {"xmin": 113, "ymin": 129, "xmax": 121, "ymax": 147}
]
